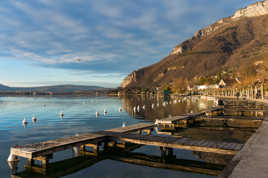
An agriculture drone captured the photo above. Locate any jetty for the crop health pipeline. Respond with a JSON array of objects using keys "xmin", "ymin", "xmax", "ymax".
[
  {"xmin": 8, "ymin": 104, "xmax": 263, "ymax": 177},
  {"xmin": 155, "ymin": 107, "xmax": 224, "ymax": 128}
]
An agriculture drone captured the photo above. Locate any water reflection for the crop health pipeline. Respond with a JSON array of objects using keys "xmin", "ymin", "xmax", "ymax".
[
  {"xmin": 12, "ymin": 145, "xmax": 227, "ymax": 178},
  {"xmin": 0, "ymin": 96, "xmax": 261, "ymax": 178},
  {"xmin": 121, "ymin": 95, "xmax": 216, "ymax": 121}
]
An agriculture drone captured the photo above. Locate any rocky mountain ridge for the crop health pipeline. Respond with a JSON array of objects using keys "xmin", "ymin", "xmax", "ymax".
[
  {"xmin": 121, "ymin": 0, "xmax": 268, "ymax": 90},
  {"xmin": 171, "ymin": 0, "xmax": 268, "ymax": 55}
]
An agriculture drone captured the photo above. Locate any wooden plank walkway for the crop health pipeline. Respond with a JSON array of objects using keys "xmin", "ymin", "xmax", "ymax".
[
  {"xmin": 155, "ymin": 107, "xmax": 224, "ymax": 127},
  {"xmin": 204, "ymin": 116, "xmax": 263, "ymax": 120},
  {"xmin": 9, "ymin": 123, "xmax": 155, "ymax": 160},
  {"xmin": 224, "ymin": 108, "xmax": 266, "ymax": 112},
  {"xmin": 196, "ymin": 116, "xmax": 262, "ymax": 128},
  {"xmin": 105, "ymin": 123, "xmax": 154, "ymax": 133},
  {"xmin": 155, "ymin": 116, "xmax": 190, "ymax": 124},
  {"xmin": 114, "ymin": 133, "xmax": 242, "ymax": 155},
  {"xmin": 10, "ymin": 133, "xmax": 106, "ymax": 159}
]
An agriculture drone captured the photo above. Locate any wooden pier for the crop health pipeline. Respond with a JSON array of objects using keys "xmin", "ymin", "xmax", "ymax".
[
  {"xmin": 113, "ymin": 133, "xmax": 242, "ymax": 155},
  {"xmin": 9, "ymin": 105, "xmax": 262, "ymax": 176},
  {"xmin": 155, "ymin": 107, "xmax": 224, "ymax": 128},
  {"xmin": 12, "ymin": 150, "xmax": 226, "ymax": 177},
  {"xmin": 195, "ymin": 116, "xmax": 263, "ymax": 128}
]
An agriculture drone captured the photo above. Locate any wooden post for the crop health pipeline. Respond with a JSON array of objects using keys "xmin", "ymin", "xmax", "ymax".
[
  {"xmin": 167, "ymin": 148, "xmax": 174, "ymax": 157},
  {"xmin": 27, "ymin": 159, "xmax": 34, "ymax": 168},
  {"xmin": 41, "ymin": 158, "xmax": 49, "ymax": 169},
  {"xmin": 262, "ymin": 83, "xmax": 264, "ymax": 100},
  {"xmin": 160, "ymin": 146, "xmax": 167, "ymax": 163},
  {"xmin": 137, "ymin": 130, "xmax": 142, "ymax": 135}
]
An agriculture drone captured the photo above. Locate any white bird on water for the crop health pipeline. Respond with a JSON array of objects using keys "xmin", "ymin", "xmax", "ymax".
[
  {"xmin": 96, "ymin": 111, "xmax": 99, "ymax": 117},
  {"xmin": 104, "ymin": 109, "xmax": 107, "ymax": 115},
  {"xmin": 60, "ymin": 111, "xmax": 64, "ymax": 118},
  {"xmin": 22, "ymin": 117, "xmax": 28, "ymax": 125},
  {"xmin": 32, "ymin": 115, "xmax": 37, "ymax": 123}
]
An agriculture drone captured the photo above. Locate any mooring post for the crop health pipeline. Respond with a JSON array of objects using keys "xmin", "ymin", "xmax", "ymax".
[
  {"xmin": 27, "ymin": 159, "xmax": 34, "ymax": 168},
  {"xmin": 160, "ymin": 146, "xmax": 167, "ymax": 163},
  {"xmin": 41, "ymin": 157, "xmax": 49, "ymax": 169},
  {"xmin": 167, "ymin": 148, "xmax": 174, "ymax": 157},
  {"xmin": 7, "ymin": 152, "xmax": 18, "ymax": 162},
  {"xmin": 137, "ymin": 129, "xmax": 142, "ymax": 135}
]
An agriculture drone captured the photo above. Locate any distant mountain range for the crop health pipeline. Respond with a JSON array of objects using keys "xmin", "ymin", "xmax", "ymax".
[{"xmin": 0, "ymin": 84, "xmax": 106, "ymax": 93}]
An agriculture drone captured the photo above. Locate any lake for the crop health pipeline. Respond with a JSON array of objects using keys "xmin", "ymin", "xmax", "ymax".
[{"xmin": 0, "ymin": 96, "xmax": 255, "ymax": 178}]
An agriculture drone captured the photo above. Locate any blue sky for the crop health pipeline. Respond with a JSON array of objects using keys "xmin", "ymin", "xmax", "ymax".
[{"xmin": 0, "ymin": 0, "xmax": 259, "ymax": 87}]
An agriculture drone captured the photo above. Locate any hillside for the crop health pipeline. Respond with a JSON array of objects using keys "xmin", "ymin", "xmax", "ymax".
[
  {"xmin": 121, "ymin": 0, "xmax": 268, "ymax": 92},
  {"xmin": 0, "ymin": 84, "xmax": 10, "ymax": 90}
]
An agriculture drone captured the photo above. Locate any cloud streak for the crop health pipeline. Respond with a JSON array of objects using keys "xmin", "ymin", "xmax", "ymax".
[{"xmin": 0, "ymin": 0, "xmax": 256, "ymax": 87}]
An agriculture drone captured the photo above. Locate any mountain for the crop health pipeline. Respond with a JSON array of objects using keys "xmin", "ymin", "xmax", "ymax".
[
  {"xmin": 0, "ymin": 84, "xmax": 10, "ymax": 90},
  {"xmin": 121, "ymin": 0, "xmax": 268, "ymax": 91},
  {"xmin": 0, "ymin": 84, "xmax": 105, "ymax": 93}
]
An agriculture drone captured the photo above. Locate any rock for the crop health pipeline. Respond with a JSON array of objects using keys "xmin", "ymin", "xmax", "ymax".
[
  {"xmin": 187, "ymin": 0, "xmax": 268, "ymax": 41},
  {"xmin": 121, "ymin": 70, "xmax": 145, "ymax": 88},
  {"xmin": 232, "ymin": 0, "xmax": 268, "ymax": 19}
]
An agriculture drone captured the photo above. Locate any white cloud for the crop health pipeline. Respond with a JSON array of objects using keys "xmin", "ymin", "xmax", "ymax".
[{"xmin": 90, "ymin": 0, "xmax": 122, "ymax": 18}]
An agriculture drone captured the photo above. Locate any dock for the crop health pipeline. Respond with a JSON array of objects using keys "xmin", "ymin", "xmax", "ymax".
[
  {"xmin": 155, "ymin": 107, "xmax": 224, "ymax": 128},
  {"xmin": 114, "ymin": 133, "xmax": 242, "ymax": 155},
  {"xmin": 8, "ymin": 105, "xmax": 260, "ymax": 177},
  {"xmin": 195, "ymin": 116, "xmax": 263, "ymax": 128}
]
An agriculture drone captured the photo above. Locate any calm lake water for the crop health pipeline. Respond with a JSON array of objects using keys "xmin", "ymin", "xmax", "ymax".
[{"xmin": 0, "ymin": 96, "xmax": 255, "ymax": 178}]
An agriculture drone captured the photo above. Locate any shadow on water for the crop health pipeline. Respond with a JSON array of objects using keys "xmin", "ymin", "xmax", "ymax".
[{"xmin": 12, "ymin": 146, "xmax": 229, "ymax": 178}]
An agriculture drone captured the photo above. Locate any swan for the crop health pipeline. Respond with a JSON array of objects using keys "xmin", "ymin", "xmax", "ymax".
[
  {"xmin": 32, "ymin": 115, "xmax": 37, "ymax": 123},
  {"xmin": 22, "ymin": 117, "xmax": 28, "ymax": 125},
  {"xmin": 96, "ymin": 111, "xmax": 99, "ymax": 117},
  {"xmin": 60, "ymin": 111, "xmax": 64, "ymax": 118},
  {"xmin": 104, "ymin": 109, "xmax": 107, "ymax": 115}
]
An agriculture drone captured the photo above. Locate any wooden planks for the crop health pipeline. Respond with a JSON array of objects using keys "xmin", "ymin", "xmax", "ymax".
[
  {"xmin": 204, "ymin": 116, "xmax": 263, "ymax": 120},
  {"xmin": 155, "ymin": 116, "xmax": 190, "ymax": 124},
  {"xmin": 105, "ymin": 123, "xmax": 155, "ymax": 133},
  {"xmin": 155, "ymin": 107, "xmax": 224, "ymax": 125},
  {"xmin": 11, "ymin": 133, "xmax": 106, "ymax": 159},
  {"xmin": 10, "ymin": 123, "xmax": 155, "ymax": 159},
  {"xmin": 114, "ymin": 133, "xmax": 242, "ymax": 155}
]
